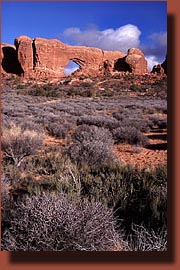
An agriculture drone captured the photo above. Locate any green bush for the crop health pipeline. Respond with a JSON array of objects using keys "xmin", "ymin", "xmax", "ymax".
[
  {"xmin": 28, "ymin": 84, "xmax": 59, "ymax": 97},
  {"xmin": 2, "ymin": 146, "xmax": 82, "ymax": 200},
  {"xmin": 67, "ymin": 87, "xmax": 96, "ymax": 97},
  {"xmin": 130, "ymin": 84, "xmax": 144, "ymax": 92},
  {"xmin": 78, "ymin": 164, "xmax": 167, "ymax": 231}
]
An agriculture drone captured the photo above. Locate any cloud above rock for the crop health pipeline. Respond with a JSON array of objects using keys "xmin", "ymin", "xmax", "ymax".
[
  {"xmin": 62, "ymin": 25, "xmax": 167, "ymax": 71},
  {"xmin": 63, "ymin": 24, "xmax": 141, "ymax": 52},
  {"xmin": 145, "ymin": 55, "xmax": 159, "ymax": 71},
  {"xmin": 140, "ymin": 32, "xmax": 167, "ymax": 70}
]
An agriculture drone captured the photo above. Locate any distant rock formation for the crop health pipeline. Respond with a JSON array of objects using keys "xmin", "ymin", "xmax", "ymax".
[
  {"xmin": 151, "ymin": 55, "xmax": 167, "ymax": 75},
  {"xmin": 1, "ymin": 35, "xmax": 149, "ymax": 79}
]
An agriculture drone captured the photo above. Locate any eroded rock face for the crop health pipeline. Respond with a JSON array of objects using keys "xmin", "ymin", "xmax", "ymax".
[
  {"xmin": 151, "ymin": 64, "xmax": 165, "ymax": 75},
  {"xmin": 125, "ymin": 48, "xmax": 148, "ymax": 74},
  {"xmin": 2, "ymin": 36, "xmax": 149, "ymax": 78},
  {"xmin": 15, "ymin": 36, "xmax": 33, "ymax": 76}
]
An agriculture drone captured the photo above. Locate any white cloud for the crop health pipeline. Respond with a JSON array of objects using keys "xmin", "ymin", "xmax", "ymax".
[
  {"xmin": 142, "ymin": 32, "xmax": 167, "ymax": 71},
  {"xmin": 149, "ymin": 32, "xmax": 167, "ymax": 48},
  {"xmin": 63, "ymin": 24, "xmax": 141, "ymax": 52},
  {"xmin": 141, "ymin": 32, "xmax": 167, "ymax": 59},
  {"xmin": 146, "ymin": 55, "xmax": 159, "ymax": 71}
]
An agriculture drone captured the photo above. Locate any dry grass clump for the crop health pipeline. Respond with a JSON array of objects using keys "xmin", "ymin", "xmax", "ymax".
[{"xmin": 2, "ymin": 122, "xmax": 44, "ymax": 166}]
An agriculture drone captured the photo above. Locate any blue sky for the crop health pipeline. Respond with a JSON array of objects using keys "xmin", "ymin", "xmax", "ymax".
[{"xmin": 2, "ymin": 1, "xmax": 167, "ymax": 71}]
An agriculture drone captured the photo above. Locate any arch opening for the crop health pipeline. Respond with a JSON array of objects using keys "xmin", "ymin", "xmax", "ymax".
[{"xmin": 64, "ymin": 60, "xmax": 80, "ymax": 76}]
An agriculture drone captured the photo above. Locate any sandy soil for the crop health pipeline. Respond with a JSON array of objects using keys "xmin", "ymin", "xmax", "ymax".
[{"xmin": 113, "ymin": 129, "xmax": 167, "ymax": 169}]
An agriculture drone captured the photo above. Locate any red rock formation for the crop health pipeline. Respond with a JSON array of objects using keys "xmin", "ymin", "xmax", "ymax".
[
  {"xmin": 15, "ymin": 36, "xmax": 33, "ymax": 77},
  {"xmin": 151, "ymin": 64, "xmax": 165, "ymax": 75},
  {"xmin": 125, "ymin": 48, "xmax": 148, "ymax": 74},
  {"xmin": 1, "ymin": 36, "xmax": 148, "ymax": 78},
  {"xmin": 151, "ymin": 55, "xmax": 167, "ymax": 75}
]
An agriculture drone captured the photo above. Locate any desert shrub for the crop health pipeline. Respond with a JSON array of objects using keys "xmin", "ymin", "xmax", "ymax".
[
  {"xmin": 14, "ymin": 161, "xmax": 166, "ymax": 233},
  {"xmin": 3, "ymin": 117, "xmax": 44, "ymax": 133},
  {"xmin": 148, "ymin": 115, "xmax": 167, "ymax": 129},
  {"xmin": 18, "ymin": 149, "xmax": 81, "ymax": 197},
  {"xmin": 130, "ymin": 84, "xmax": 144, "ymax": 92},
  {"xmin": 45, "ymin": 121, "xmax": 72, "ymax": 139},
  {"xmin": 67, "ymin": 125, "xmax": 117, "ymax": 167},
  {"xmin": 112, "ymin": 111, "xmax": 151, "ymax": 132},
  {"xmin": 66, "ymin": 86, "xmax": 96, "ymax": 97},
  {"xmin": 149, "ymin": 115, "xmax": 162, "ymax": 126},
  {"xmin": 157, "ymin": 119, "xmax": 167, "ymax": 129},
  {"xmin": 126, "ymin": 118, "xmax": 151, "ymax": 132},
  {"xmin": 77, "ymin": 115, "xmax": 119, "ymax": 131},
  {"xmin": 112, "ymin": 126, "xmax": 148, "ymax": 146},
  {"xmin": 113, "ymin": 165, "xmax": 167, "ymax": 232},
  {"xmin": 27, "ymin": 84, "xmax": 59, "ymax": 97},
  {"xmin": 112, "ymin": 111, "xmax": 124, "ymax": 121},
  {"xmin": 1, "ymin": 143, "xmax": 83, "ymax": 201},
  {"xmin": 2, "ymin": 122, "xmax": 44, "ymax": 166},
  {"xmin": 19, "ymin": 120, "xmax": 44, "ymax": 132},
  {"xmin": 1, "ymin": 193, "xmax": 124, "ymax": 251},
  {"xmin": 128, "ymin": 224, "xmax": 167, "ymax": 251},
  {"xmin": 150, "ymin": 77, "xmax": 167, "ymax": 98},
  {"xmin": 1, "ymin": 175, "xmax": 12, "ymax": 209}
]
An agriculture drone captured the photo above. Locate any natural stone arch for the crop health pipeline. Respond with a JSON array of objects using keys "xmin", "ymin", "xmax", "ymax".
[
  {"xmin": 70, "ymin": 57, "xmax": 86, "ymax": 68},
  {"xmin": 2, "ymin": 36, "xmax": 148, "ymax": 78}
]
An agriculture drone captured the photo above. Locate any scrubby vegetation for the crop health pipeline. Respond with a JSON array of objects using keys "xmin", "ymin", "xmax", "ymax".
[
  {"xmin": 1, "ymin": 74, "xmax": 167, "ymax": 251},
  {"xmin": 2, "ymin": 193, "xmax": 125, "ymax": 251},
  {"xmin": 67, "ymin": 125, "xmax": 116, "ymax": 167},
  {"xmin": 112, "ymin": 126, "xmax": 148, "ymax": 146},
  {"xmin": 2, "ymin": 122, "xmax": 44, "ymax": 166}
]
